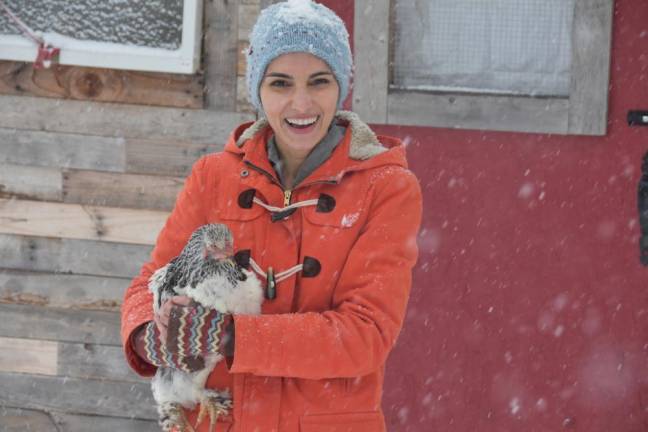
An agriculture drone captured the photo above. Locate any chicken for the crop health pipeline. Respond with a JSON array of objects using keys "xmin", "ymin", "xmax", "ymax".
[{"xmin": 148, "ymin": 223, "xmax": 263, "ymax": 432}]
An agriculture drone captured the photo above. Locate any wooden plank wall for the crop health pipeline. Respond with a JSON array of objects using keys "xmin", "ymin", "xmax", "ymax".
[
  {"xmin": 0, "ymin": 1, "xmax": 258, "ymax": 428},
  {"xmin": 0, "ymin": 95, "xmax": 252, "ymax": 429}
]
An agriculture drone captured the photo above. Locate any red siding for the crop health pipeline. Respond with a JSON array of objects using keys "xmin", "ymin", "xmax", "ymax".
[{"xmin": 323, "ymin": 1, "xmax": 648, "ymax": 430}]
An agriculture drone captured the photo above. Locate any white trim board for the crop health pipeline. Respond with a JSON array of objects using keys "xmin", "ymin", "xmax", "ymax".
[{"xmin": 0, "ymin": 0, "xmax": 203, "ymax": 74}]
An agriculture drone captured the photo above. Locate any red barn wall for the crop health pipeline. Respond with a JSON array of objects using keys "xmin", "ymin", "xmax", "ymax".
[{"xmin": 323, "ymin": 1, "xmax": 648, "ymax": 430}]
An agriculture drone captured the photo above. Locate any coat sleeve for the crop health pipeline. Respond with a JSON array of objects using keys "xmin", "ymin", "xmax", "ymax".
[
  {"xmin": 120, "ymin": 156, "xmax": 211, "ymax": 376},
  {"xmin": 230, "ymin": 166, "xmax": 422, "ymax": 379}
]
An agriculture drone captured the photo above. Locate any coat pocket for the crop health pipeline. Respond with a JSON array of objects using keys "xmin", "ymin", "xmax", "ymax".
[{"xmin": 299, "ymin": 411, "xmax": 384, "ymax": 432}]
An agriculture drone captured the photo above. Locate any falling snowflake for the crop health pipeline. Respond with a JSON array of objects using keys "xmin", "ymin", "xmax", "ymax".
[{"xmin": 341, "ymin": 212, "xmax": 359, "ymax": 227}]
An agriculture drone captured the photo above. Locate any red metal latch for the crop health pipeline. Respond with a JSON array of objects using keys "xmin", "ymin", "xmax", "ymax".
[{"xmin": 35, "ymin": 43, "xmax": 60, "ymax": 69}]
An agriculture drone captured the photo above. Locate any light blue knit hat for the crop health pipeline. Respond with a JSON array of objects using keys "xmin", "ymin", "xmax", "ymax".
[{"xmin": 246, "ymin": 0, "xmax": 353, "ymax": 114}]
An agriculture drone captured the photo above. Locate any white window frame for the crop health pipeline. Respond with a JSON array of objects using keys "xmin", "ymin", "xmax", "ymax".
[
  {"xmin": 353, "ymin": 0, "xmax": 614, "ymax": 135},
  {"xmin": 0, "ymin": 0, "xmax": 203, "ymax": 74}
]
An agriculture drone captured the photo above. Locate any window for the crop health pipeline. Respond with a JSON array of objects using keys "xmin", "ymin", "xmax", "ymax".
[
  {"xmin": 0, "ymin": 0, "xmax": 203, "ymax": 74},
  {"xmin": 353, "ymin": 0, "xmax": 614, "ymax": 135}
]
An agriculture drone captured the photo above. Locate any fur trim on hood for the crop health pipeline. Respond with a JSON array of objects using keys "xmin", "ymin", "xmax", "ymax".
[{"xmin": 235, "ymin": 111, "xmax": 388, "ymax": 160}]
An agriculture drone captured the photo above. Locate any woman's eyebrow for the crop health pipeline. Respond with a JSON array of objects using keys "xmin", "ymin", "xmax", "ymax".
[
  {"xmin": 264, "ymin": 72, "xmax": 292, "ymax": 79},
  {"xmin": 310, "ymin": 71, "xmax": 333, "ymax": 78},
  {"xmin": 264, "ymin": 71, "xmax": 333, "ymax": 79}
]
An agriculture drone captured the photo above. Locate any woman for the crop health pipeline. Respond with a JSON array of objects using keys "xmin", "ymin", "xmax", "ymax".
[{"xmin": 121, "ymin": 1, "xmax": 422, "ymax": 431}]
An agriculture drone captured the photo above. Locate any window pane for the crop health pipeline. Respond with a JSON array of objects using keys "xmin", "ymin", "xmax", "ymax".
[
  {"xmin": 392, "ymin": 0, "xmax": 574, "ymax": 96},
  {"xmin": 0, "ymin": 0, "xmax": 183, "ymax": 49}
]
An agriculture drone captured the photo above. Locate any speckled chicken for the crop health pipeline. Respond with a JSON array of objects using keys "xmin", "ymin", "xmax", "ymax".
[{"xmin": 148, "ymin": 224, "xmax": 263, "ymax": 432}]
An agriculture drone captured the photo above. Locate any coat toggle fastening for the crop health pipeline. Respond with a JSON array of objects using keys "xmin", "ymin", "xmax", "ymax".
[
  {"xmin": 233, "ymin": 249, "xmax": 321, "ymax": 300},
  {"xmin": 237, "ymin": 190, "xmax": 337, "ymax": 222}
]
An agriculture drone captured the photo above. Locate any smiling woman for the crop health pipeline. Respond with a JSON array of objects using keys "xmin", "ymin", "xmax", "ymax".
[{"xmin": 120, "ymin": 1, "xmax": 423, "ymax": 431}]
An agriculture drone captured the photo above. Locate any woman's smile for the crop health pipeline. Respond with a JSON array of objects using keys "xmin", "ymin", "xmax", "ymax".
[{"xmin": 284, "ymin": 115, "xmax": 320, "ymax": 133}]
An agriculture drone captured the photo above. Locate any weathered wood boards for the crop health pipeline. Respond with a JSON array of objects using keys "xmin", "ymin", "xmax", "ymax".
[
  {"xmin": 124, "ymin": 137, "xmax": 218, "ymax": 177},
  {"xmin": 0, "ymin": 164, "xmax": 63, "ymax": 202},
  {"xmin": 0, "ymin": 306, "xmax": 156, "ymax": 421},
  {"xmin": 0, "ymin": 270, "xmax": 130, "ymax": 310},
  {"xmin": 0, "ymin": 95, "xmax": 252, "ymax": 142},
  {"xmin": 0, "ymin": 304, "xmax": 122, "ymax": 345},
  {"xmin": 0, "ymin": 306, "xmax": 156, "ymax": 425},
  {"xmin": 0, "ymin": 61, "xmax": 204, "ymax": 109},
  {"xmin": 388, "ymin": 91, "xmax": 570, "ymax": 134},
  {"xmin": 204, "ymin": 0, "xmax": 239, "ymax": 111},
  {"xmin": 0, "ymin": 408, "xmax": 160, "ymax": 432},
  {"xmin": 0, "ymin": 95, "xmax": 252, "ymax": 178},
  {"xmin": 0, "ymin": 407, "xmax": 59, "ymax": 431},
  {"xmin": 0, "ymin": 234, "xmax": 151, "ymax": 278},
  {"xmin": 0, "ymin": 128, "xmax": 220, "ymax": 178},
  {"xmin": 62, "ymin": 170, "xmax": 184, "ymax": 211},
  {"xmin": 0, "ymin": 128, "xmax": 126, "ymax": 173},
  {"xmin": 0, "ymin": 337, "xmax": 58, "ymax": 376},
  {"xmin": 0, "ymin": 198, "xmax": 167, "ymax": 245},
  {"xmin": 53, "ymin": 412, "xmax": 159, "ymax": 432},
  {"xmin": 57, "ymin": 342, "xmax": 144, "ymax": 383},
  {"xmin": 0, "ymin": 164, "xmax": 183, "ymax": 210},
  {"xmin": 0, "ymin": 336, "xmax": 144, "ymax": 383},
  {"xmin": 352, "ymin": 0, "xmax": 390, "ymax": 123},
  {"xmin": 0, "ymin": 372, "xmax": 155, "ymax": 419},
  {"xmin": 568, "ymin": 0, "xmax": 614, "ymax": 135}
]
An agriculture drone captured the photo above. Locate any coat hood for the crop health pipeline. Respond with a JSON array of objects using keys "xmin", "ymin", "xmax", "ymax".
[{"xmin": 223, "ymin": 111, "xmax": 409, "ymax": 180}]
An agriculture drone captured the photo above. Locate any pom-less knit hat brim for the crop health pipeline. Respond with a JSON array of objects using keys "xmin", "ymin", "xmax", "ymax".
[{"xmin": 246, "ymin": 0, "xmax": 353, "ymax": 114}]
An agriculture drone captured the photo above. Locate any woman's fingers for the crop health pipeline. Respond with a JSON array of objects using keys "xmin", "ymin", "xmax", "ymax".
[
  {"xmin": 169, "ymin": 296, "xmax": 192, "ymax": 306},
  {"xmin": 154, "ymin": 296, "xmax": 192, "ymax": 341},
  {"xmin": 158, "ymin": 296, "xmax": 190, "ymax": 321},
  {"xmin": 156, "ymin": 304, "xmax": 169, "ymax": 325},
  {"xmin": 154, "ymin": 314, "xmax": 167, "ymax": 341}
]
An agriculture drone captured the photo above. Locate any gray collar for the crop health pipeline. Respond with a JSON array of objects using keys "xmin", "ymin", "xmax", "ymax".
[{"xmin": 267, "ymin": 124, "xmax": 346, "ymax": 188}]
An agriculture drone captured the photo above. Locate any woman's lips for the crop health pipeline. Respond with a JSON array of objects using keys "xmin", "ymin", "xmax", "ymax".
[{"xmin": 284, "ymin": 116, "xmax": 319, "ymax": 134}]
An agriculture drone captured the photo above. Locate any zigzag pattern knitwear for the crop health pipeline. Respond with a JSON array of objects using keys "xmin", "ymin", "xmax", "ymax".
[
  {"xmin": 167, "ymin": 304, "xmax": 231, "ymax": 367},
  {"xmin": 140, "ymin": 305, "xmax": 231, "ymax": 373},
  {"xmin": 140, "ymin": 321, "xmax": 204, "ymax": 373}
]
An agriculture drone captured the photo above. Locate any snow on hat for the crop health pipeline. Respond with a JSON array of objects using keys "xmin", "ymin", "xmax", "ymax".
[{"xmin": 246, "ymin": 0, "xmax": 353, "ymax": 114}]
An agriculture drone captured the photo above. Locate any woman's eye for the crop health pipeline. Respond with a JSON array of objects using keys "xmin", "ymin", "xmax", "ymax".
[
  {"xmin": 269, "ymin": 80, "xmax": 290, "ymax": 88},
  {"xmin": 311, "ymin": 78, "xmax": 331, "ymax": 86}
]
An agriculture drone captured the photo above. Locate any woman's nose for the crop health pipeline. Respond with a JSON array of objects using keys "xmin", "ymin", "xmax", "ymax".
[{"xmin": 291, "ymin": 86, "xmax": 313, "ymax": 112}]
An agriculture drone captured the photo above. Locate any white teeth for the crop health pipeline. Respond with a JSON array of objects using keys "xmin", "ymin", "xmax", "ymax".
[{"xmin": 286, "ymin": 116, "xmax": 318, "ymax": 126}]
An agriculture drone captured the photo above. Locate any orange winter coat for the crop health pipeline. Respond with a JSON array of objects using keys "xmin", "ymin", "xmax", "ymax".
[{"xmin": 121, "ymin": 111, "xmax": 422, "ymax": 432}]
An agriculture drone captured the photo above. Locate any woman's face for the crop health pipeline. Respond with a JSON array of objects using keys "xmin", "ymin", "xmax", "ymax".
[{"xmin": 259, "ymin": 52, "xmax": 340, "ymax": 164}]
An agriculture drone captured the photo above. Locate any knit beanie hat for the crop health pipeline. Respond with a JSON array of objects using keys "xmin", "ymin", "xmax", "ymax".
[{"xmin": 246, "ymin": 0, "xmax": 353, "ymax": 114}]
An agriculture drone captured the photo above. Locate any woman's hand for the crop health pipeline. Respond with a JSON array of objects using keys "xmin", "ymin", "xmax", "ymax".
[{"xmin": 154, "ymin": 295, "xmax": 192, "ymax": 342}]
